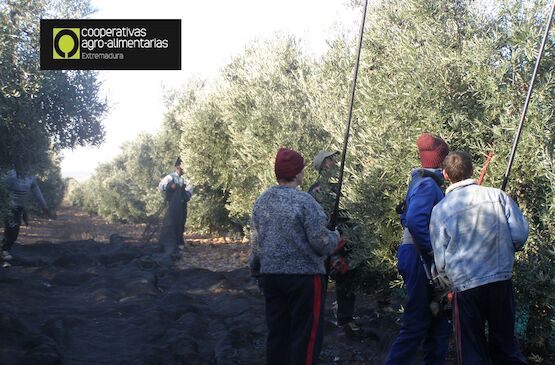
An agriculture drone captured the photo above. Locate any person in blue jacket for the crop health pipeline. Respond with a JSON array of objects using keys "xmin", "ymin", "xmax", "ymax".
[
  {"xmin": 430, "ymin": 151, "xmax": 528, "ymax": 365},
  {"xmin": 384, "ymin": 133, "xmax": 451, "ymax": 365}
]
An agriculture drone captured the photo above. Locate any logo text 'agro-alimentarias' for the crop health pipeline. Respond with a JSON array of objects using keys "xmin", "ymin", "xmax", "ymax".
[{"xmin": 41, "ymin": 20, "xmax": 181, "ymax": 70}]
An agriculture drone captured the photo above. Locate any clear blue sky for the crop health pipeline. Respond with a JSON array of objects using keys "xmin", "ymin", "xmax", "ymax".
[{"xmin": 61, "ymin": 0, "xmax": 359, "ymax": 180}]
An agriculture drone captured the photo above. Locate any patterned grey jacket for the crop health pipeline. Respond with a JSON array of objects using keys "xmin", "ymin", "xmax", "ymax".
[{"xmin": 249, "ymin": 185, "xmax": 340, "ymax": 275}]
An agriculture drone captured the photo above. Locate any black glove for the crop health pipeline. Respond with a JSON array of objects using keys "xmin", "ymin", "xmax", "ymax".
[{"xmin": 250, "ymin": 257, "xmax": 261, "ymax": 278}]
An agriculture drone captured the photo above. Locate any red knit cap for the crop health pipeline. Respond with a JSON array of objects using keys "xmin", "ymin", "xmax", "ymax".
[
  {"xmin": 274, "ymin": 148, "xmax": 305, "ymax": 179},
  {"xmin": 416, "ymin": 133, "xmax": 449, "ymax": 168}
]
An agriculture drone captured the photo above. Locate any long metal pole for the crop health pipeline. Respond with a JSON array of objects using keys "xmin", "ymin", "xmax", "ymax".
[
  {"xmin": 501, "ymin": 0, "xmax": 555, "ymax": 191},
  {"xmin": 330, "ymin": 0, "xmax": 369, "ymax": 229}
]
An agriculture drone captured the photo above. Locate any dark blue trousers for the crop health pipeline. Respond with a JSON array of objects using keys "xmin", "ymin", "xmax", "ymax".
[
  {"xmin": 335, "ymin": 266, "xmax": 358, "ymax": 326},
  {"xmin": 385, "ymin": 244, "xmax": 451, "ymax": 365},
  {"xmin": 261, "ymin": 274, "xmax": 326, "ymax": 365},
  {"xmin": 2, "ymin": 207, "xmax": 23, "ymax": 251},
  {"xmin": 454, "ymin": 280, "xmax": 527, "ymax": 365}
]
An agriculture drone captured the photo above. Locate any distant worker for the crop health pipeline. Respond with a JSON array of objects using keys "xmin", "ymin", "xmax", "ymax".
[
  {"xmin": 249, "ymin": 148, "xmax": 341, "ymax": 365},
  {"xmin": 430, "ymin": 151, "xmax": 528, "ymax": 364},
  {"xmin": 158, "ymin": 157, "xmax": 193, "ymax": 250},
  {"xmin": 308, "ymin": 150, "xmax": 362, "ymax": 334},
  {"xmin": 2, "ymin": 166, "xmax": 50, "ymax": 268}
]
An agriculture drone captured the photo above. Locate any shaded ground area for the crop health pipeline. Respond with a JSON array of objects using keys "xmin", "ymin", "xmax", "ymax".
[{"xmin": 1, "ymin": 205, "xmax": 457, "ymax": 364}]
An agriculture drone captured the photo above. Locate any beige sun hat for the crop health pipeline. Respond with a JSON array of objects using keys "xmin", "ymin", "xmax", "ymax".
[{"xmin": 313, "ymin": 151, "xmax": 339, "ymax": 171}]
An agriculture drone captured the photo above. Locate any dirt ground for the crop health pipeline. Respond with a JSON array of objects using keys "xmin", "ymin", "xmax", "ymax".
[
  {"xmin": 15, "ymin": 205, "xmax": 251, "ymax": 273},
  {"xmin": 1, "ymin": 204, "xmax": 536, "ymax": 364}
]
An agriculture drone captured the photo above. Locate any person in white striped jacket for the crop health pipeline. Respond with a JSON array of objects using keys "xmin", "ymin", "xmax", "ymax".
[
  {"xmin": 158, "ymin": 157, "xmax": 193, "ymax": 249},
  {"xmin": 2, "ymin": 168, "xmax": 49, "ymax": 268}
]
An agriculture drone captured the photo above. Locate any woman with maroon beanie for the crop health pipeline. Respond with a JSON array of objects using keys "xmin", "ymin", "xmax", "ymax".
[{"xmin": 249, "ymin": 148, "xmax": 341, "ymax": 365}]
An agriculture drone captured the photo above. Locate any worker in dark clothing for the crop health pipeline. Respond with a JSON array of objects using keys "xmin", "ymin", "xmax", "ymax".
[
  {"xmin": 2, "ymin": 167, "xmax": 50, "ymax": 268},
  {"xmin": 158, "ymin": 157, "xmax": 194, "ymax": 251},
  {"xmin": 308, "ymin": 150, "xmax": 362, "ymax": 333}
]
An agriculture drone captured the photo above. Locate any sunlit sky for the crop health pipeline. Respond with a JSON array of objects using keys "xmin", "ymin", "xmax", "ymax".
[{"xmin": 60, "ymin": 0, "xmax": 359, "ymax": 180}]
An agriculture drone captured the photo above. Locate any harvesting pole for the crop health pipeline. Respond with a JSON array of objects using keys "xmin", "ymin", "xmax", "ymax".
[
  {"xmin": 501, "ymin": 0, "xmax": 555, "ymax": 191},
  {"xmin": 329, "ymin": 0, "xmax": 369, "ymax": 229}
]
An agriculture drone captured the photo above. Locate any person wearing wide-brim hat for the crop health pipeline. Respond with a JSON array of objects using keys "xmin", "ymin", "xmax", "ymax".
[
  {"xmin": 249, "ymin": 148, "xmax": 341, "ymax": 365},
  {"xmin": 312, "ymin": 151, "xmax": 339, "ymax": 173},
  {"xmin": 308, "ymin": 150, "xmax": 362, "ymax": 334},
  {"xmin": 308, "ymin": 151, "xmax": 339, "ymax": 215}
]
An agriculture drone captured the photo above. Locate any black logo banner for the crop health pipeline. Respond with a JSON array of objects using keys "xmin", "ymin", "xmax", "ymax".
[{"xmin": 41, "ymin": 19, "xmax": 181, "ymax": 70}]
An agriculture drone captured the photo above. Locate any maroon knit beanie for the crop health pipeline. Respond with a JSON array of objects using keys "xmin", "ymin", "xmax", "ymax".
[
  {"xmin": 416, "ymin": 133, "xmax": 449, "ymax": 168},
  {"xmin": 274, "ymin": 148, "xmax": 305, "ymax": 180}
]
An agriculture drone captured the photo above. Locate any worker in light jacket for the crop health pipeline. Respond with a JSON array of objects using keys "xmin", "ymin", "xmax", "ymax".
[
  {"xmin": 2, "ymin": 166, "xmax": 50, "ymax": 268},
  {"xmin": 158, "ymin": 157, "xmax": 193, "ymax": 249},
  {"xmin": 430, "ymin": 151, "xmax": 528, "ymax": 365}
]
